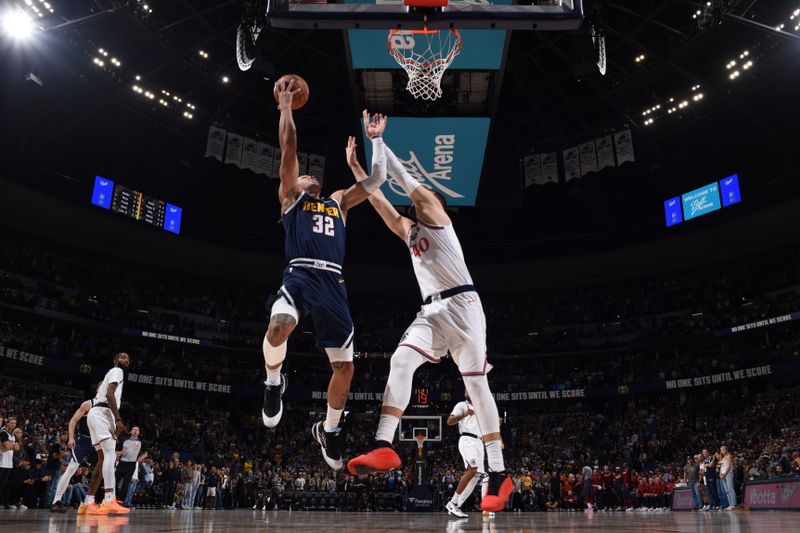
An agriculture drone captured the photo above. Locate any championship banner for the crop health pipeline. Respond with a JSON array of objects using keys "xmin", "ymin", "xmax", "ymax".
[
  {"xmin": 240, "ymin": 137, "xmax": 261, "ymax": 173},
  {"xmin": 563, "ymin": 146, "xmax": 580, "ymax": 182},
  {"xmin": 579, "ymin": 141, "xmax": 598, "ymax": 175},
  {"xmin": 744, "ymin": 478, "xmax": 800, "ymax": 511},
  {"xmin": 523, "ymin": 154, "xmax": 541, "ymax": 188},
  {"xmin": 715, "ymin": 311, "xmax": 800, "ymax": 337},
  {"xmin": 614, "ymin": 129, "xmax": 635, "ymax": 164},
  {"xmin": 224, "ymin": 133, "xmax": 244, "ymax": 167},
  {"xmin": 297, "ymin": 152, "xmax": 309, "ymax": 175},
  {"xmin": 595, "ymin": 135, "xmax": 615, "ymax": 170},
  {"xmin": 271, "ymin": 147, "xmax": 282, "ymax": 179},
  {"xmin": 204, "ymin": 125, "xmax": 226, "ymax": 162},
  {"xmin": 362, "ymin": 117, "xmax": 490, "ymax": 206},
  {"xmin": 256, "ymin": 142, "xmax": 276, "ymax": 177},
  {"xmin": 540, "ymin": 152, "xmax": 558, "ymax": 184},
  {"xmin": 308, "ymin": 154, "xmax": 326, "ymax": 181}
]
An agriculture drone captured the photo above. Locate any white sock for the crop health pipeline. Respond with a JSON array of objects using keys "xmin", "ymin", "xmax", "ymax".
[
  {"xmin": 263, "ymin": 335, "xmax": 286, "ymax": 385},
  {"xmin": 84, "ymin": 495, "xmax": 95, "ymax": 505},
  {"xmin": 481, "ymin": 476, "xmax": 488, "ymax": 498},
  {"xmin": 375, "ymin": 413, "xmax": 400, "ymax": 444},
  {"xmin": 458, "ymin": 476, "xmax": 480, "ymax": 507},
  {"xmin": 384, "ymin": 145, "xmax": 421, "ymax": 196},
  {"xmin": 450, "ymin": 491, "xmax": 461, "ymax": 504},
  {"xmin": 104, "ymin": 491, "xmax": 115, "ymax": 503},
  {"xmin": 324, "ymin": 405, "xmax": 343, "ymax": 432},
  {"xmin": 485, "ymin": 440, "xmax": 505, "ymax": 472}
]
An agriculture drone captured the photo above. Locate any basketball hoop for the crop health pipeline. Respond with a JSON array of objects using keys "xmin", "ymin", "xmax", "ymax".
[
  {"xmin": 414, "ymin": 433, "xmax": 426, "ymax": 458},
  {"xmin": 388, "ymin": 27, "xmax": 462, "ymax": 101}
]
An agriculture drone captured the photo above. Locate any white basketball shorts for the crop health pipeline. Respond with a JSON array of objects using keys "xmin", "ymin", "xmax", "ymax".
[
  {"xmin": 398, "ymin": 291, "xmax": 489, "ymax": 375},
  {"xmin": 87, "ymin": 407, "xmax": 116, "ymax": 448},
  {"xmin": 459, "ymin": 435, "xmax": 485, "ymax": 473}
]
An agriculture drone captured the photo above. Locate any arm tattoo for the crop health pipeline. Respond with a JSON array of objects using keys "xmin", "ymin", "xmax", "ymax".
[{"xmin": 331, "ymin": 361, "xmax": 346, "ymax": 369}]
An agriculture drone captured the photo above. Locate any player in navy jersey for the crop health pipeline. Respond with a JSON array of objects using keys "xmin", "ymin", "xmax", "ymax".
[
  {"xmin": 262, "ymin": 80, "xmax": 389, "ymax": 471},
  {"xmin": 50, "ymin": 395, "xmax": 97, "ymax": 513}
]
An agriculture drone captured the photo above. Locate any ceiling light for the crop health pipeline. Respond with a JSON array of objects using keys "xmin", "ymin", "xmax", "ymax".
[
  {"xmin": 222, "ymin": 75, "xmax": 229, "ymax": 83},
  {"xmin": 135, "ymin": 75, "xmax": 141, "ymax": 81},
  {"xmin": 2, "ymin": 8, "xmax": 35, "ymax": 40}
]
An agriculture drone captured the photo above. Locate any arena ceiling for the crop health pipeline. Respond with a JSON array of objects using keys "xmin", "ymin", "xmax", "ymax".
[{"xmin": 1, "ymin": 0, "xmax": 799, "ymax": 264}]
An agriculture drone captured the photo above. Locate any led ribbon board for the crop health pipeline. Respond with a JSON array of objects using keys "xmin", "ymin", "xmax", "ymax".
[{"xmin": 363, "ymin": 117, "xmax": 490, "ymax": 206}]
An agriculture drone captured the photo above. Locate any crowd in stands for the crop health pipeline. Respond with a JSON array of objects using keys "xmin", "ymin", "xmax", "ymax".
[{"xmin": 1, "ymin": 374, "xmax": 798, "ymax": 512}]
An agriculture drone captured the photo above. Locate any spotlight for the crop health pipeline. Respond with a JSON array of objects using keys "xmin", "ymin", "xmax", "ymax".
[
  {"xmin": 222, "ymin": 75, "xmax": 229, "ymax": 83},
  {"xmin": 2, "ymin": 8, "xmax": 35, "ymax": 40}
]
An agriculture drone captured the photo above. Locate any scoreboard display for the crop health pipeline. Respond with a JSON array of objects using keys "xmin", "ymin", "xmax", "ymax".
[{"xmin": 92, "ymin": 176, "xmax": 182, "ymax": 235}]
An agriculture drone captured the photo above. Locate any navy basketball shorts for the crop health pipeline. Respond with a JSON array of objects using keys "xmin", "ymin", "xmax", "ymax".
[{"xmin": 272, "ymin": 265, "xmax": 354, "ymax": 353}]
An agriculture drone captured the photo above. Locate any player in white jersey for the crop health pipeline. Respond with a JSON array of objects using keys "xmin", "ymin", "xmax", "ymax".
[
  {"xmin": 346, "ymin": 134, "xmax": 512, "ymax": 512},
  {"xmin": 444, "ymin": 391, "xmax": 485, "ymax": 517},
  {"xmin": 82, "ymin": 352, "xmax": 131, "ymax": 515}
]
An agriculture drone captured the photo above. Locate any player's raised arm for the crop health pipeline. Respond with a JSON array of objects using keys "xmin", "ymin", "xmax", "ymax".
[
  {"xmin": 334, "ymin": 111, "xmax": 388, "ymax": 217},
  {"xmin": 276, "ymin": 79, "xmax": 302, "ymax": 211},
  {"xmin": 384, "ymin": 144, "xmax": 451, "ymax": 227}
]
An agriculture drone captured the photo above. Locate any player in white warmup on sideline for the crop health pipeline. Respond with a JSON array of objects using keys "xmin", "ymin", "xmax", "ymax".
[
  {"xmin": 445, "ymin": 390, "xmax": 485, "ymax": 517},
  {"xmin": 346, "ymin": 130, "xmax": 512, "ymax": 512},
  {"xmin": 81, "ymin": 352, "xmax": 131, "ymax": 515}
]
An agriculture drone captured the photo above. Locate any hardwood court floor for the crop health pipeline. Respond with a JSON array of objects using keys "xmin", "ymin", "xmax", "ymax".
[{"xmin": 2, "ymin": 509, "xmax": 799, "ymax": 533}]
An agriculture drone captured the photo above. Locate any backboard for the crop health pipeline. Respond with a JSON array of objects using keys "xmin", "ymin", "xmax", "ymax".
[
  {"xmin": 399, "ymin": 415, "xmax": 442, "ymax": 442},
  {"xmin": 266, "ymin": 0, "xmax": 584, "ymax": 31}
]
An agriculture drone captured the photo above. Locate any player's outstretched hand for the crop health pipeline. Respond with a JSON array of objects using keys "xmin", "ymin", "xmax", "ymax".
[
  {"xmin": 362, "ymin": 109, "xmax": 387, "ymax": 139},
  {"xmin": 275, "ymin": 78, "xmax": 300, "ymax": 112},
  {"xmin": 346, "ymin": 136, "xmax": 358, "ymax": 169}
]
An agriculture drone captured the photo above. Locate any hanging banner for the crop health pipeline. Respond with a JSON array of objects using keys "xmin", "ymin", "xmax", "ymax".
[
  {"xmin": 271, "ymin": 147, "xmax": 282, "ymax": 178},
  {"xmin": 205, "ymin": 126, "xmax": 226, "ymax": 162},
  {"xmin": 595, "ymin": 135, "xmax": 615, "ymax": 170},
  {"xmin": 614, "ymin": 129, "xmax": 635, "ymax": 164},
  {"xmin": 256, "ymin": 143, "xmax": 276, "ymax": 177},
  {"xmin": 308, "ymin": 154, "xmax": 326, "ymax": 180},
  {"xmin": 715, "ymin": 311, "xmax": 800, "ymax": 337},
  {"xmin": 540, "ymin": 152, "xmax": 558, "ymax": 184},
  {"xmin": 240, "ymin": 137, "xmax": 261, "ymax": 173},
  {"xmin": 579, "ymin": 141, "xmax": 598, "ymax": 175},
  {"xmin": 523, "ymin": 154, "xmax": 541, "ymax": 187},
  {"xmin": 298, "ymin": 152, "xmax": 309, "ymax": 176},
  {"xmin": 224, "ymin": 133, "xmax": 244, "ymax": 167},
  {"xmin": 362, "ymin": 117, "xmax": 490, "ymax": 206},
  {"xmin": 563, "ymin": 146, "xmax": 580, "ymax": 182}
]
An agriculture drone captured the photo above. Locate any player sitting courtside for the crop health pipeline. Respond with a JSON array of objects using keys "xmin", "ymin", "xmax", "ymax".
[
  {"xmin": 261, "ymin": 82, "xmax": 388, "ymax": 471},
  {"xmin": 345, "ymin": 131, "xmax": 512, "ymax": 512}
]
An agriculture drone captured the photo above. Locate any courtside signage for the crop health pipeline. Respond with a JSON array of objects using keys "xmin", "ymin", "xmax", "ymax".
[{"xmin": 363, "ymin": 117, "xmax": 490, "ymax": 206}]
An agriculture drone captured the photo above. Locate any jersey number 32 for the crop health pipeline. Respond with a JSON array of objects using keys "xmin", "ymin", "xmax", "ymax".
[{"xmin": 312, "ymin": 214, "xmax": 335, "ymax": 237}]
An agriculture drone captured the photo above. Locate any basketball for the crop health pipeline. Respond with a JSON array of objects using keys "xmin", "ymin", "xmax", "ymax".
[{"xmin": 273, "ymin": 74, "xmax": 310, "ymax": 111}]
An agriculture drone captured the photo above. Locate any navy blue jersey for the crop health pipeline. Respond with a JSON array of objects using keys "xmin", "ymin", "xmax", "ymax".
[
  {"xmin": 76, "ymin": 414, "xmax": 90, "ymax": 439},
  {"xmin": 281, "ymin": 192, "xmax": 346, "ymax": 266}
]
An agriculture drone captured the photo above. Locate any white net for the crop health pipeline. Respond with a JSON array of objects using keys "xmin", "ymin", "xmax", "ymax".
[{"xmin": 388, "ymin": 29, "xmax": 462, "ymax": 101}]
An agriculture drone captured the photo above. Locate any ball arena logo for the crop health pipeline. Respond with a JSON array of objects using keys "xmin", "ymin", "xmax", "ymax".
[{"xmin": 387, "ymin": 134, "xmax": 465, "ymax": 201}]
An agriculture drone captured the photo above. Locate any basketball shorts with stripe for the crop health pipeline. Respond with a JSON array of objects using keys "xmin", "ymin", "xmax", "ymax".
[{"xmin": 398, "ymin": 291, "xmax": 489, "ymax": 376}]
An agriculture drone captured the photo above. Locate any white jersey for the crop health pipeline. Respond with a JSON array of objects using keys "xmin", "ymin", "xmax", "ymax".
[
  {"xmin": 450, "ymin": 400, "xmax": 481, "ymax": 436},
  {"xmin": 95, "ymin": 366, "xmax": 124, "ymax": 407},
  {"xmin": 0, "ymin": 428, "xmax": 15, "ymax": 468},
  {"xmin": 407, "ymin": 221, "xmax": 473, "ymax": 301}
]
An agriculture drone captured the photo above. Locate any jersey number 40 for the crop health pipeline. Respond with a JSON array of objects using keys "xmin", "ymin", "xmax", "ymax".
[{"xmin": 410, "ymin": 237, "xmax": 430, "ymax": 257}]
